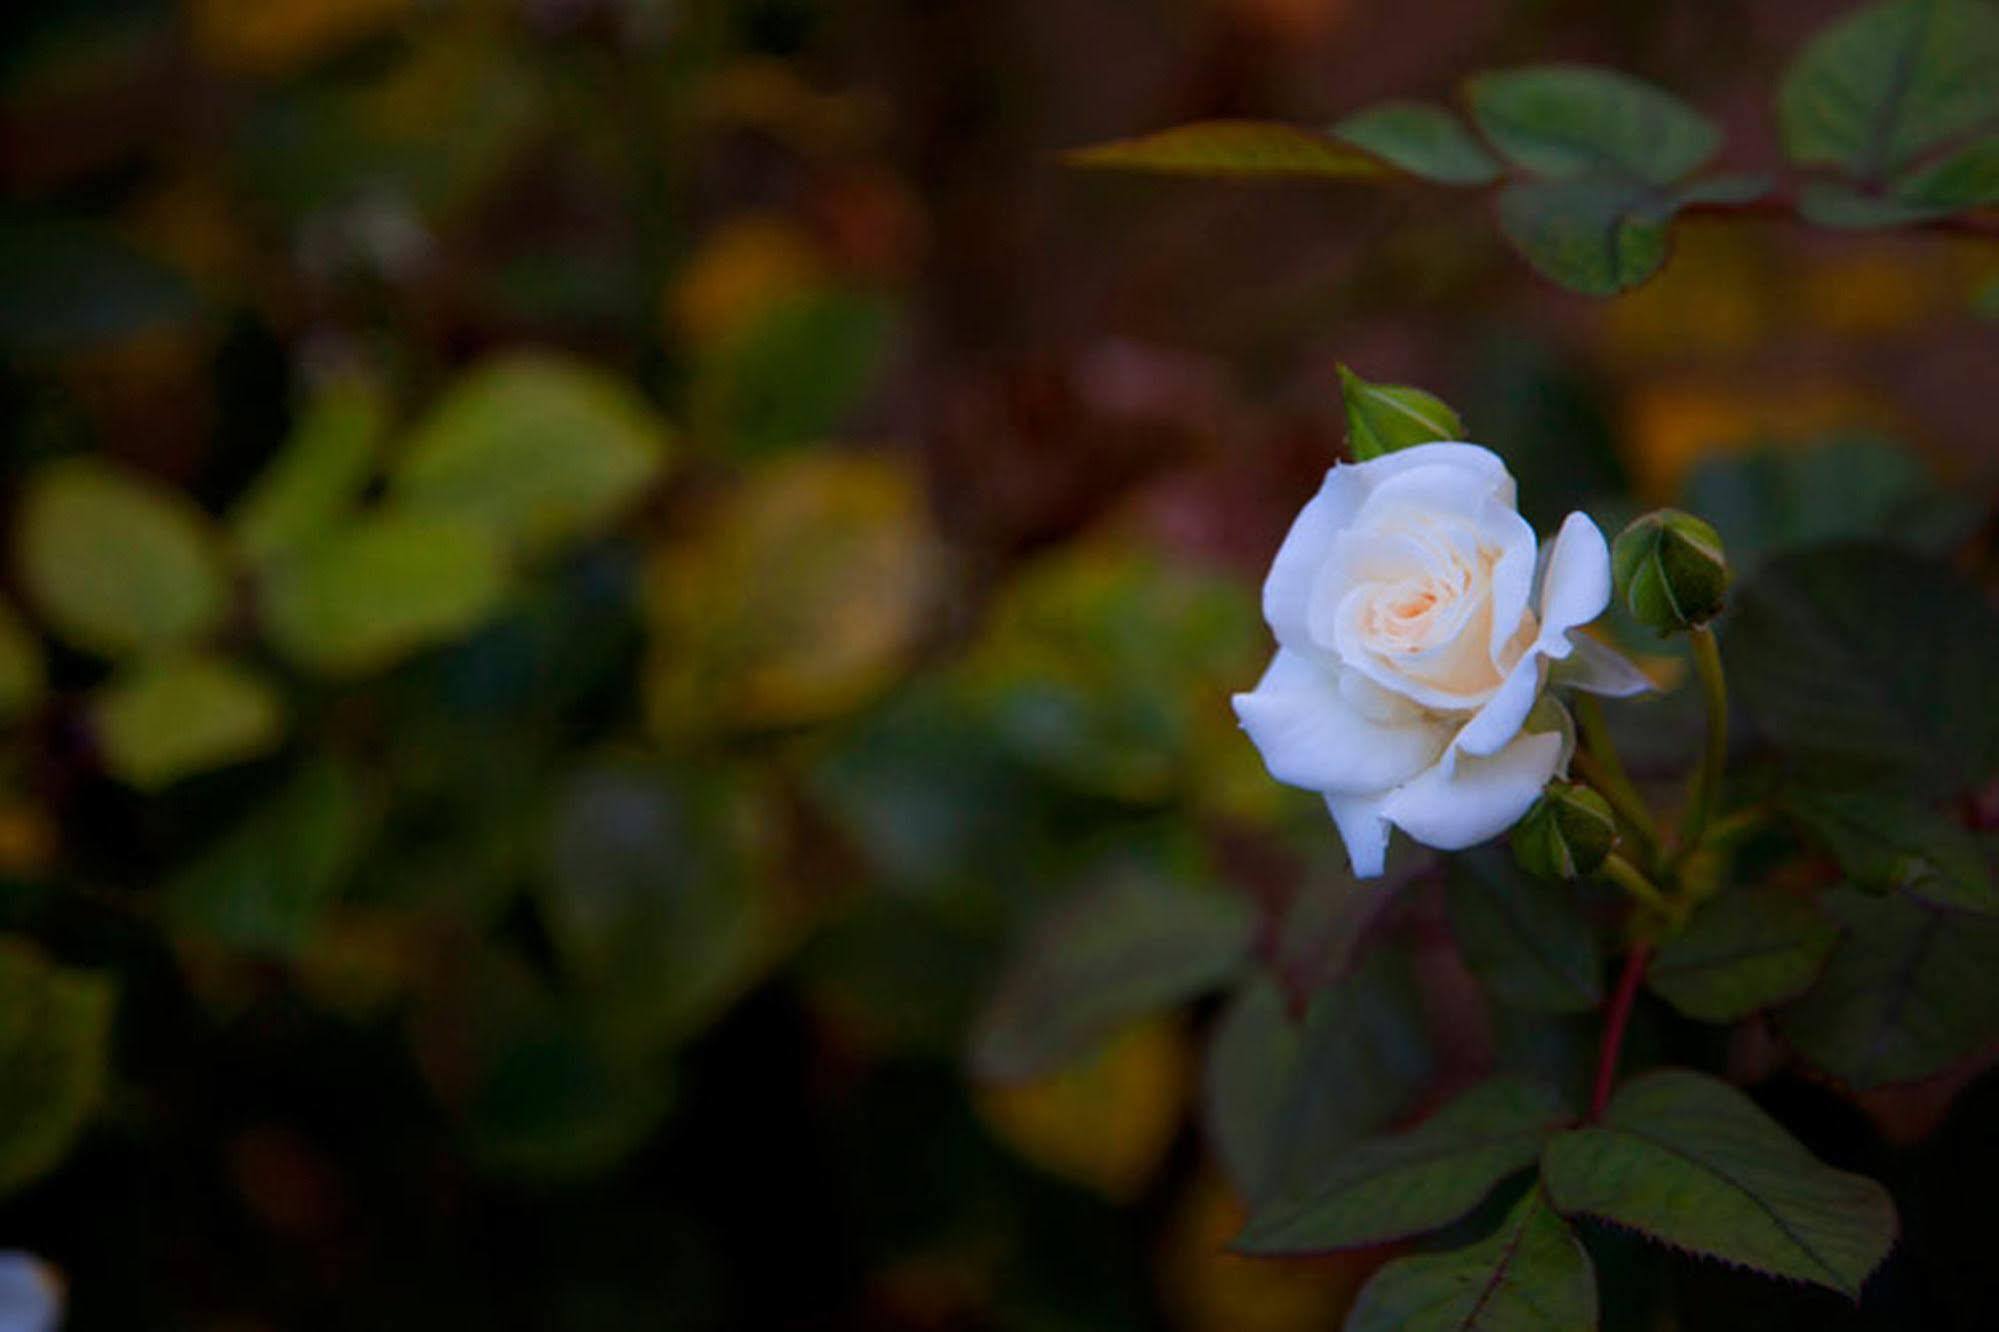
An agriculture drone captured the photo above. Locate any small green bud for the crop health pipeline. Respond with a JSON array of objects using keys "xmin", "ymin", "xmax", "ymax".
[
  {"xmin": 1611, "ymin": 509, "xmax": 1729, "ymax": 633},
  {"xmin": 1511, "ymin": 783, "xmax": 1618, "ymax": 880}
]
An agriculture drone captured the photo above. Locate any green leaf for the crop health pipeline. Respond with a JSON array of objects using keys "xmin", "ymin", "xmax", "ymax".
[
  {"xmin": 1261, "ymin": 948, "xmax": 1436, "ymax": 1197},
  {"xmin": 1467, "ymin": 65, "xmax": 1721, "ymax": 184},
  {"xmin": 1776, "ymin": 886, "xmax": 1999, "ymax": 1088},
  {"xmin": 412, "ymin": 942, "xmax": 673, "ymax": 1182},
  {"xmin": 1895, "ymin": 132, "xmax": 1999, "ymax": 206},
  {"xmin": 1347, "ymin": 1187, "xmax": 1598, "ymax": 1332},
  {"xmin": 1496, "ymin": 178, "xmax": 1672, "ymax": 296},
  {"xmin": 1447, "ymin": 848, "xmax": 1604, "ymax": 1015},
  {"xmin": 1778, "ymin": 0, "xmax": 1999, "ymax": 180},
  {"xmin": 970, "ymin": 872, "xmax": 1254, "ymax": 1081},
  {"xmin": 1542, "ymin": 1068, "xmax": 1896, "ymax": 1296},
  {"xmin": 230, "ymin": 377, "xmax": 389, "ymax": 566},
  {"xmin": 1338, "ymin": 365, "xmax": 1466, "ymax": 462},
  {"xmin": 1332, "ymin": 101, "xmax": 1502, "ymax": 185},
  {"xmin": 391, "ymin": 353, "xmax": 672, "ymax": 554},
  {"xmin": 259, "ymin": 511, "xmax": 509, "ymax": 676},
  {"xmin": 165, "ymin": 761, "xmax": 369, "ymax": 956},
  {"xmin": 0, "ymin": 940, "xmax": 115, "ymax": 1196},
  {"xmin": 0, "ymin": 220, "xmax": 200, "ymax": 353},
  {"xmin": 1786, "ymin": 786, "xmax": 1996, "ymax": 913},
  {"xmin": 1682, "ymin": 435, "xmax": 1978, "ymax": 573},
  {"xmin": 0, "ymin": 600, "xmax": 45, "ymax": 725},
  {"xmin": 1729, "ymin": 544, "xmax": 1999, "ymax": 797},
  {"xmin": 1202, "ymin": 977, "xmax": 1306, "ymax": 1202},
  {"xmin": 1794, "ymin": 179, "xmax": 1950, "ymax": 229},
  {"xmin": 15, "ymin": 459, "xmax": 230, "ymax": 659},
  {"xmin": 90, "ymin": 653, "xmax": 285, "ymax": 790},
  {"xmin": 1064, "ymin": 120, "xmax": 1387, "ymax": 178},
  {"xmin": 694, "ymin": 288, "xmax": 897, "ymax": 457},
  {"xmin": 1646, "ymin": 885, "xmax": 1839, "ymax": 1023},
  {"xmin": 1240, "ymin": 1076, "xmax": 1571, "ymax": 1254},
  {"xmin": 542, "ymin": 761, "xmax": 781, "ymax": 1056}
]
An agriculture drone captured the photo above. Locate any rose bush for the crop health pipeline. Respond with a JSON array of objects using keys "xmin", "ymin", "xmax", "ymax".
[{"xmin": 1233, "ymin": 442, "xmax": 1646, "ymax": 875}]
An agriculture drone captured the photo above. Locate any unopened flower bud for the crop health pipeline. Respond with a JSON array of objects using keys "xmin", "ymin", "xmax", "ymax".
[
  {"xmin": 1511, "ymin": 783, "xmax": 1617, "ymax": 880},
  {"xmin": 1611, "ymin": 509, "xmax": 1729, "ymax": 633}
]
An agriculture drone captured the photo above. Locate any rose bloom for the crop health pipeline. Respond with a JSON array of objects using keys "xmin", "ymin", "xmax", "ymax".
[{"xmin": 1233, "ymin": 443, "xmax": 1646, "ymax": 876}]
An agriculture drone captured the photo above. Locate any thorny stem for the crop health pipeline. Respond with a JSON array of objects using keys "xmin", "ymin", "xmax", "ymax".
[
  {"xmin": 1574, "ymin": 695, "xmax": 1663, "ymax": 871},
  {"xmin": 1674, "ymin": 626, "xmax": 1728, "ymax": 873},
  {"xmin": 1591, "ymin": 943, "xmax": 1653, "ymax": 1120}
]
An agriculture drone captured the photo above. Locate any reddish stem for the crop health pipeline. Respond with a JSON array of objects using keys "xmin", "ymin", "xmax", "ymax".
[{"xmin": 1590, "ymin": 944, "xmax": 1653, "ymax": 1120}]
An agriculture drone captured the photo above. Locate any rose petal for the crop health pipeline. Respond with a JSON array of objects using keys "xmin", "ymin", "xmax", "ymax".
[
  {"xmin": 1265, "ymin": 443, "xmax": 1514, "ymax": 653},
  {"xmin": 1325, "ymin": 792, "xmax": 1392, "ymax": 878},
  {"xmin": 1380, "ymin": 728, "xmax": 1565, "ymax": 852},
  {"xmin": 1232, "ymin": 651, "xmax": 1449, "ymax": 795},
  {"xmin": 1552, "ymin": 631, "xmax": 1654, "ymax": 697},
  {"xmin": 1453, "ymin": 652, "xmax": 1547, "ymax": 758},
  {"xmin": 1481, "ymin": 504, "xmax": 1539, "ymax": 665},
  {"xmin": 1535, "ymin": 512, "xmax": 1612, "ymax": 651}
]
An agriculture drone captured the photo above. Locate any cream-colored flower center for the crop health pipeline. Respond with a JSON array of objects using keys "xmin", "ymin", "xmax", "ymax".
[{"xmin": 1351, "ymin": 538, "xmax": 1534, "ymax": 700}]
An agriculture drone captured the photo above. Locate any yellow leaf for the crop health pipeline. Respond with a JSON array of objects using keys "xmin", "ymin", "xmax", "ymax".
[
  {"xmin": 975, "ymin": 1017, "xmax": 1189, "ymax": 1202},
  {"xmin": 91, "ymin": 653, "xmax": 285, "ymax": 790},
  {"xmin": 15, "ymin": 459, "xmax": 230, "ymax": 659},
  {"xmin": 1160, "ymin": 1173, "xmax": 1368, "ymax": 1332},
  {"xmin": 644, "ymin": 453, "xmax": 936, "ymax": 733},
  {"xmin": 669, "ymin": 215, "xmax": 826, "ymax": 347}
]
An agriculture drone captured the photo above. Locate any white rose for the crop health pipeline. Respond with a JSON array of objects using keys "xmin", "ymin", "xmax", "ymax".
[{"xmin": 1232, "ymin": 442, "xmax": 1647, "ymax": 877}]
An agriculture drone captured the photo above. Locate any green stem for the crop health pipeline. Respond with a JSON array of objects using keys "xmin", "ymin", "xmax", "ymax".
[
  {"xmin": 1570, "ymin": 697, "xmax": 1662, "ymax": 871},
  {"xmin": 1599, "ymin": 853, "xmax": 1673, "ymax": 920},
  {"xmin": 1675, "ymin": 626, "xmax": 1728, "ymax": 870}
]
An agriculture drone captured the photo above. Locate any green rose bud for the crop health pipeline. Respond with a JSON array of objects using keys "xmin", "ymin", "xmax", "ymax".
[
  {"xmin": 1511, "ymin": 783, "xmax": 1617, "ymax": 880},
  {"xmin": 1611, "ymin": 509, "xmax": 1729, "ymax": 633}
]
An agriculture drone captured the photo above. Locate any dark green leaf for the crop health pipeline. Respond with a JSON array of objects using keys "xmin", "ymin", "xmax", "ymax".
[
  {"xmin": 414, "ymin": 943, "xmax": 673, "ymax": 1182},
  {"xmin": 1776, "ymin": 886, "xmax": 1999, "ymax": 1088},
  {"xmin": 0, "ymin": 220, "xmax": 200, "ymax": 353},
  {"xmin": 0, "ymin": 941, "xmax": 115, "ymax": 1196},
  {"xmin": 1895, "ymin": 133, "xmax": 1999, "ymax": 206},
  {"xmin": 1729, "ymin": 545, "xmax": 1999, "ymax": 797},
  {"xmin": 543, "ymin": 762, "xmax": 780, "ymax": 1056},
  {"xmin": 1347, "ymin": 1187, "xmax": 1597, "ymax": 1332},
  {"xmin": 970, "ymin": 872, "xmax": 1254, "ymax": 1081},
  {"xmin": 1240, "ymin": 1076, "xmax": 1570, "ymax": 1254},
  {"xmin": 1338, "ymin": 365, "xmax": 1466, "ymax": 461},
  {"xmin": 1255, "ymin": 944, "xmax": 1431, "ymax": 1192},
  {"xmin": 1796, "ymin": 180, "xmax": 1951, "ymax": 229},
  {"xmin": 0, "ymin": 600, "xmax": 44, "ymax": 725},
  {"xmin": 1778, "ymin": 0, "xmax": 1999, "ymax": 179},
  {"xmin": 1495, "ymin": 178, "xmax": 1672, "ymax": 295},
  {"xmin": 694, "ymin": 288, "xmax": 897, "ymax": 457},
  {"xmin": 1202, "ymin": 978, "xmax": 1305, "ymax": 1203},
  {"xmin": 90, "ymin": 654, "xmax": 285, "ymax": 790},
  {"xmin": 1259, "ymin": 948, "xmax": 1435, "ymax": 1196},
  {"xmin": 1332, "ymin": 101, "xmax": 1502, "ymax": 185},
  {"xmin": 1064, "ymin": 120, "xmax": 1387, "ymax": 178},
  {"xmin": 230, "ymin": 377, "xmax": 389, "ymax": 567},
  {"xmin": 259, "ymin": 511, "xmax": 509, "ymax": 676},
  {"xmin": 1541, "ymin": 1068, "xmax": 1896, "ymax": 1296},
  {"xmin": 1467, "ymin": 66, "xmax": 1720, "ymax": 184},
  {"xmin": 1447, "ymin": 848, "xmax": 1603, "ymax": 1014},
  {"xmin": 1646, "ymin": 885, "xmax": 1839, "ymax": 1023},
  {"xmin": 166, "ymin": 761, "xmax": 369, "ymax": 956},
  {"xmin": 16, "ymin": 459, "xmax": 231, "ymax": 659},
  {"xmin": 1682, "ymin": 435, "xmax": 1977, "ymax": 573},
  {"xmin": 1787, "ymin": 786, "xmax": 1995, "ymax": 913},
  {"xmin": 392, "ymin": 354, "xmax": 672, "ymax": 554}
]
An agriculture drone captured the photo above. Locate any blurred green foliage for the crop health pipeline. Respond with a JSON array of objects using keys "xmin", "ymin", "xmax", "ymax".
[{"xmin": 0, "ymin": 0, "xmax": 1994, "ymax": 1328}]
